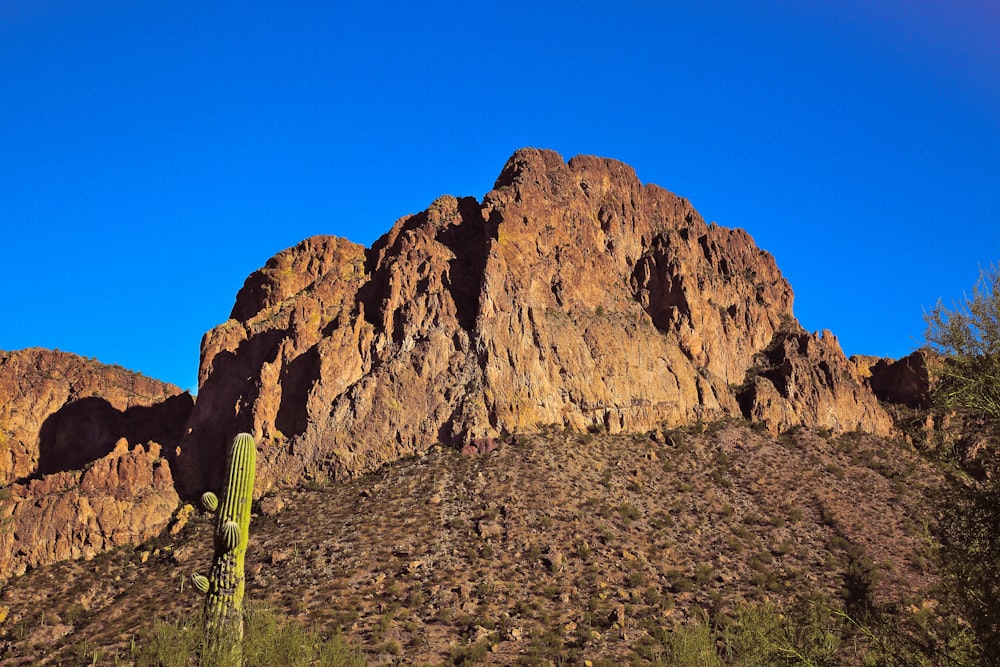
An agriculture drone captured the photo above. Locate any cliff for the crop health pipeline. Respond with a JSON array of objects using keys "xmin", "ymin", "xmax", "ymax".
[
  {"xmin": 0, "ymin": 438, "xmax": 179, "ymax": 580},
  {"xmin": 177, "ymin": 148, "xmax": 892, "ymax": 496},
  {"xmin": 0, "ymin": 348, "xmax": 192, "ymax": 579}
]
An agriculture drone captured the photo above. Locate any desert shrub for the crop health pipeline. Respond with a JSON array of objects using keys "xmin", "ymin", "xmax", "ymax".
[
  {"xmin": 136, "ymin": 603, "xmax": 365, "ymax": 667},
  {"xmin": 924, "ymin": 263, "xmax": 1000, "ymax": 662},
  {"xmin": 619, "ymin": 503, "xmax": 641, "ymax": 521},
  {"xmin": 924, "ymin": 263, "xmax": 1000, "ymax": 429},
  {"xmin": 449, "ymin": 637, "xmax": 490, "ymax": 665},
  {"xmin": 721, "ymin": 602, "xmax": 841, "ymax": 666},
  {"xmin": 137, "ymin": 616, "xmax": 203, "ymax": 667},
  {"xmin": 632, "ymin": 601, "xmax": 976, "ymax": 666},
  {"xmin": 667, "ymin": 623, "xmax": 726, "ymax": 666},
  {"xmin": 637, "ymin": 602, "xmax": 938, "ymax": 666},
  {"xmin": 841, "ymin": 547, "xmax": 879, "ymax": 619}
]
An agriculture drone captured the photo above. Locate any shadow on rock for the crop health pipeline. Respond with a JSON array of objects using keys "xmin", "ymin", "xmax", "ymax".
[{"xmin": 35, "ymin": 392, "xmax": 193, "ymax": 477}]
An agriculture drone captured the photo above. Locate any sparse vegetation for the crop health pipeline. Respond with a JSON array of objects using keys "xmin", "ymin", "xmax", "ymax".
[
  {"xmin": 2, "ymin": 420, "xmax": 989, "ymax": 665},
  {"xmin": 136, "ymin": 603, "xmax": 366, "ymax": 666},
  {"xmin": 924, "ymin": 262, "xmax": 1000, "ymax": 663}
]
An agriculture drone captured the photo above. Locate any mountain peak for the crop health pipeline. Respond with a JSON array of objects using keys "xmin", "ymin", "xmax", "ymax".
[{"xmin": 177, "ymin": 149, "xmax": 892, "ymax": 496}]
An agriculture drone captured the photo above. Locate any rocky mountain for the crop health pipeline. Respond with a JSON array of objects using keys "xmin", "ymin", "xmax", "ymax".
[
  {"xmin": 0, "ymin": 149, "xmax": 952, "ymax": 663},
  {"xmin": 177, "ymin": 148, "xmax": 892, "ymax": 497},
  {"xmin": 0, "ymin": 148, "xmax": 904, "ymax": 588}
]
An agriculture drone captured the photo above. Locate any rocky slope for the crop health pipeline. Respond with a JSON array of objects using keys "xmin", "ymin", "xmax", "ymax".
[
  {"xmin": 178, "ymin": 148, "xmax": 892, "ymax": 497},
  {"xmin": 0, "ymin": 423, "xmax": 943, "ymax": 665}
]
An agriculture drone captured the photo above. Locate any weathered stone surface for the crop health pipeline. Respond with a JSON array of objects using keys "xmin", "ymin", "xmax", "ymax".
[
  {"xmin": 738, "ymin": 330, "xmax": 895, "ymax": 436},
  {"xmin": 177, "ymin": 148, "xmax": 892, "ymax": 496},
  {"xmin": 864, "ymin": 351, "xmax": 933, "ymax": 409},
  {"xmin": 0, "ymin": 348, "xmax": 193, "ymax": 485},
  {"xmin": 0, "ymin": 439, "xmax": 179, "ymax": 580}
]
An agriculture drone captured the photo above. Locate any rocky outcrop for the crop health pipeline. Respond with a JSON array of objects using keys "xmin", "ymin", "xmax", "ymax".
[
  {"xmin": 0, "ymin": 438, "xmax": 178, "ymax": 580},
  {"xmin": 178, "ymin": 148, "xmax": 893, "ymax": 496},
  {"xmin": 738, "ymin": 330, "xmax": 895, "ymax": 435},
  {"xmin": 863, "ymin": 351, "xmax": 933, "ymax": 409},
  {"xmin": 0, "ymin": 348, "xmax": 193, "ymax": 485}
]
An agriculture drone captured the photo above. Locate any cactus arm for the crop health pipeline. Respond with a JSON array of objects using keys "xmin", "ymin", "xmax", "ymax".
[
  {"xmin": 192, "ymin": 573, "xmax": 210, "ymax": 593},
  {"xmin": 201, "ymin": 491, "xmax": 219, "ymax": 513}
]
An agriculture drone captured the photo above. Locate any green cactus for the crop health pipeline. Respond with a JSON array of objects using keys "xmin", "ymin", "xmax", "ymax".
[{"xmin": 191, "ymin": 432, "xmax": 256, "ymax": 664}]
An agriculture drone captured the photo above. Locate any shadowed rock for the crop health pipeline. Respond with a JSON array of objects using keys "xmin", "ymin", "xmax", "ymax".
[
  {"xmin": 0, "ymin": 438, "xmax": 179, "ymax": 580},
  {"xmin": 0, "ymin": 348, "xmax": 192, "ymax": 485}
]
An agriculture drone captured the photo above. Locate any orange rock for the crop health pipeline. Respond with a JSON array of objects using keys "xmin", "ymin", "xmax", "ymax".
[
  {"xmin": 0, "ymin": 348, "xmax": 192, "ymax": 484},
  {"xmin": 737, "ymin": 329, "xmax": 894, "ymax": 436},
  {"xmin": 0, "ymin": 441, "xmax": 179, "ymax": 580}
]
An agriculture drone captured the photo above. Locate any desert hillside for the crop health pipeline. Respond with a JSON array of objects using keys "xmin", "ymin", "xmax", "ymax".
[
  {"xmin": 0, "ymin": 149, "xmax": 980, "ymax": 665},
  {"xmin": 0, "ymin": 421, "xmax": 944, "ymax": 665}
]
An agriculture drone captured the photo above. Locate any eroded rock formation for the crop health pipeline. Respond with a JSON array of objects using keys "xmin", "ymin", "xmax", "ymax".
[
  {"xmin": 864, "ymin": 351, "xmax": 933, "ymax": 409},
  {"xmin": 738, "ymin": 330, "xmax": 895, "ymax": 434},
  {"xmin": 178, "ymin": 148, "xmax": 893, "ymax": 496},
  {"xmin": 0, "ymin": 348, "xmax": 193, "ymax": 485},
  {"xmin": 0, "ymin": 438, "xmax": 178, "ymax": 580}
]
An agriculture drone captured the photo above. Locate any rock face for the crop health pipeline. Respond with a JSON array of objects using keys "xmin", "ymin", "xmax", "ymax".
[
  {"xmin": 738, "ymin": 330, "xmax": 895, "ymax": 435},
  {"xmin": 864, "ymin": 351, "xmax": 933, "ymax": 409},
  {"xmin": 0, "ymin": 348, "xmax": 193, "ymax": 485},
  {"xmin": 0, "ymin": 438, "xmax": 179, "ymax": 580},
  {"xmin": 178, "ymin": 148, "xmax": 893, "ymax": 496}
]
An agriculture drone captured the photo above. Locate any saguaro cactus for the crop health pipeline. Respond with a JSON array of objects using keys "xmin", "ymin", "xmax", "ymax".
[{"xmin": 192, "ymin": 432, "xmax": 256, "ymax": 662}]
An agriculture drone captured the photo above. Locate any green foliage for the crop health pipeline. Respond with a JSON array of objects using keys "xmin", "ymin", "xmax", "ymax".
[
  {"xmin": 936, "ymin": 479, "xmax": 1000, "ymax": 663},
  {"xmin": 721, "ymin": 603, "xmax": 840, "ymax": 666},
  {"xmin": 841, "ymin": 545, "xmax": 879, "ymax": 619},
  {"xmin": 632, "ymin": 599, "xmax": 983, "ymax": 667},
  {"xmin": 618, "ymin": 502, "xmax": 641, "ymax": 521},
  {"xmin": 138, "ymin": 616, "xmax": 203, "ymax": 667},
  {"xmin": 925, "ymin": 263, "xmax": 1000, "ymax": 663},
  {"xmin": 658, "ymin": 616, "xmax": 725, "ymax": 667},
  {"xmin": 449, "ymin": 637, "xmax": 491, "ymax": 665},
  {"xmin": 636, "ymin": 605, "xmax": 830, "ymax": 665},
  {"xmin": 136, "ymin": 603, "xmax": 366, "ymax": 667},
  {"xmin": 925, "ymin": 263, "xmax": 1000, "ymax": 429}
]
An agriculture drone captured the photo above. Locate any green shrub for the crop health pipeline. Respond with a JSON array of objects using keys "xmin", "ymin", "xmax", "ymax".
[
  {"xmin": 136, "ymin": 603, "xmax": 366, "ymax": 667},
  {"xmin": 619, "ymin": 503, "xmax": 641, "ymax": 521}
]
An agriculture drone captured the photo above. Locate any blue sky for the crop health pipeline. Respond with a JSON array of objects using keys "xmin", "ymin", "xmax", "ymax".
[{"xmin": 2, "ymin": 1, "xmax": 997, "ymax": 393}]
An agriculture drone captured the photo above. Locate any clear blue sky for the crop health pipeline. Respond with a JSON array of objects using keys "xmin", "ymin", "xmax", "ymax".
[{"xmin": 2, "ymin": 1, "xmax": 997, "ymax": 393}]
